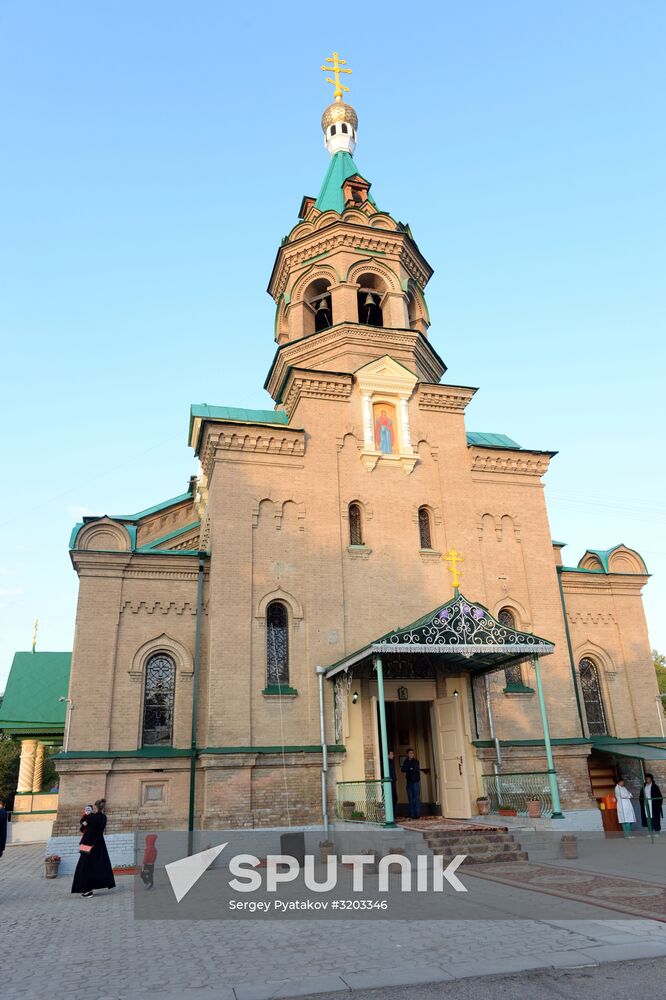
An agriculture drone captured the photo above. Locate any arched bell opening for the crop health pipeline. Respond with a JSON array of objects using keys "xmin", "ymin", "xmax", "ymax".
[
  {"xmin": 356, "ymin": 273, "xmax": 386, "ymax": 327},
  {"xmin": 303, "ymin": 278, "xmax": 333, "ymax": 335}
]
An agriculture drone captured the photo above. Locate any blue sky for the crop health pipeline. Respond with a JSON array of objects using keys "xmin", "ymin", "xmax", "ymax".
[{"xmin": 1, "ymin": 1, "xmax": 664, "ymax": 687}]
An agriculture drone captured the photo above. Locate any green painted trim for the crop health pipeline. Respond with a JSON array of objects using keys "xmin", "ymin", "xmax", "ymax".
[
  {"xmin": 201, "ymin": 745, "xmax": 345, "ymax": 754},
  {"xmin": 262, "ymin": 685, "xmax": 299, "ymax": 696},
  {"xmin": 54, "ymin": 744, "xmax": 346, "ymax": 760},
  {"xmin": 503, "ymin": 684, "xmax": 535, "ymax": 694},
  {"xmin": 472, "ymin": 738, "xmax": 592, "ymax": 748},
  {"xmin": 112, "ymin": 491, "xmax": 193, "ymax": 522},
  {"xmin": 17, "ymin": 808, "xmax": 58, "ymax": 815},
  {"xmin": 14, "ymin": 791, "xmax": 33, "ymax": 796}
]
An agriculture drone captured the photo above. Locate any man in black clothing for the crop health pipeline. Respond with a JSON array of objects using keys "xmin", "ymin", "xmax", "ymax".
[
  {"xmin": 401, "ymin": 748, "xmax": 421, "ymax": 819},
  {"xmin": 0, "ymin": 798, "xmax": 8, "ymax": 857}
]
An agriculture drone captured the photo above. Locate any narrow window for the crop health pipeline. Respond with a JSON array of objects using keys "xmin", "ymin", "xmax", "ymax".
[
  {"xmin": 498, "ymin": 609, "xmax": 523, "ymax": 688},
  {"xmin": 341, "ymin": 123, "xmax": 348, "ymax": 134},
  {"xmin": 267, "ymin": 601, "xmax": 289, "ymax": 687},
  {"xmin": 418, "ymin": 507, "xmax": 432, "ymax": 549},
  {"xmin": 349, "ymin": 502, "xmax": 363, "ymax": 546},
  {"xmin": 330, "ymin": 125, "xmax": 337, "ymax": 136},
  {"xmin": 142, "ymin": 653, "xmax": 176, "ymax": 746},
  {"xmin": 579, "ymin": 658, "xmax": 608, "ymax": 735}
]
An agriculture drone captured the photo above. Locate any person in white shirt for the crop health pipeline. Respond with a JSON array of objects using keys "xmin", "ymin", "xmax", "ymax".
[{"xmin": 614, "ymin": 778, "xmax": 636, "ymax": 837}]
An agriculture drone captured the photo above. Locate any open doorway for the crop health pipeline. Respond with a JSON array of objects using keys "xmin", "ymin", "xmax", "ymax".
[{"xmin": 379, "ymin": 700, "xmax": 439, "ymax": 816}]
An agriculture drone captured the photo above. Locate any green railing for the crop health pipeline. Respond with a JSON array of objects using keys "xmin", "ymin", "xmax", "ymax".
[
  {"xmin": 482, "ymin": 771, "xmax": 553, "ymax": 816},
  {"xmin": 336, "ymin": 780, "xmax": 386, "ymax": 824}
]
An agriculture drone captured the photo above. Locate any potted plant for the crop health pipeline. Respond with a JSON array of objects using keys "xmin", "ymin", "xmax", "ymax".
[
  {"xmin": 561, "ymin": 834, "xmax": 578, "ymax": 859},
  {"xmin": 112, "ymin": 863, "xmax": 139, "ymax": 875},
  {"xmin": 476, "ymin": 796, "xmax": 490, "ymax": 816},
  {"xmin": 351, "ymin": 810, "xmax": 366, "ymax": 821},
  {"xmin": 342, "ymin": 800, "xmax": 355, "ymax": 820},
  {"xmin": 319, "ymin": 840, "xmax": 334, "ymax": 863},
  {"xmin": 44, "ymin": 854, "xmax": 61, "ymax": 879},
  {"xmin": 498, "ymin": 806, "xmax": 517, "ymax": 816},
  {"xmin": 527, "ymin": 798, "xmax": 542, "ymax": 819}
]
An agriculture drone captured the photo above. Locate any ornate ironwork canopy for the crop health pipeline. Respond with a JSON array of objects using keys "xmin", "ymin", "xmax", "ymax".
[{"xmin": 325, "ymin": 591, "xmax": 554, "ymax": 678}]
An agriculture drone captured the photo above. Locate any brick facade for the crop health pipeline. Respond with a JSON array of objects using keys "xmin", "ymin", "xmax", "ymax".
[{"xmin": 52, "ymin": 110, "xmax": 657, "ymax": 836}]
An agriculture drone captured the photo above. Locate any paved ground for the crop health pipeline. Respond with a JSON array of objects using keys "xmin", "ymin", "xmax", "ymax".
[
  {"xmin": 2, "ymin": 844, "xmax": 666, "ymax": 1000},
  {"xmin": 296, "ymin": 958, "xmax": 666, "ymax": 1000}
]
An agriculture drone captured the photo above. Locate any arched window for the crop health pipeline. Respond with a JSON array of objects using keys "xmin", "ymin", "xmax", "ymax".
[
  {"xmin": 142, "ymin": 653, "xmax": 176, "ymax": 746},
  {"xmin": 330, "ymin": 125, "xmax": 337, "ymax": 135},
  {"xmin": 267, "ymin": 601, "xmax": 289, "ymax": 687},
  {"xmin": 579, "ymin": 658, "xmax": 608, "ymax": 735},
  {"xmin": 498, "ymin": 609, "xmax": 523, "ymax": 689},
  {"xmin": 357, "ymin": 273, "xmax": 385, "ymax": 326},
  {"xmin": 349, "ymin": 502, "xmax": 364, "ymax": 546},
  {"xmin": 418, "ymin": 507, "xmax": 433, "ymax": 549},
  {"xmin": 303, "ymin": 278, "xmax": 333, "ymax": 334}
]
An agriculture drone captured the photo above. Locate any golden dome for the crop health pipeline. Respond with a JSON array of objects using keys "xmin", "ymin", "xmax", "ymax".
[{"xmin": 321, "ymin": 101, "xmax": 358, "ymax": 132}]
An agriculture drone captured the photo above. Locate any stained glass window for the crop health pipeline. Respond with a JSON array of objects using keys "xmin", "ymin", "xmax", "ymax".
[
  {"xmin": 498, "ymin": 608, "xmax": 523, "ymax": 688},
  {"xmin": 418, "ymin": 507, "xmax": 432, "ymax": 549},
  {"xmin": 267, "ymin": 601, "xmax": 289, "ymax": 687},
  {"xmin": 579, "ymin": 658, "xmax": 608, "ymax": 735},
  {"xmin": 349, "ymin": 503, "xmax": 363, "ymax": 546},
  {"xmin": 142, "ymin": 653, "xmax": 176, "ymax": 746}
]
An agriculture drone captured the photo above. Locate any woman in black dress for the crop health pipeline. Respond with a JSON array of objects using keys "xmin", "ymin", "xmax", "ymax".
[{"xmin": 71, "ymin": 798, "xmax": 116, "ymax": 896}]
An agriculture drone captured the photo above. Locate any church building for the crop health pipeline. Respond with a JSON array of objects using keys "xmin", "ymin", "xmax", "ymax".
[{"xmin": 48, "ymin": 56, "xmax": 660, "ymax": 847}]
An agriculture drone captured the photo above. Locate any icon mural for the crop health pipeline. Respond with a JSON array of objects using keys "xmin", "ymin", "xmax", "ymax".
[{"xmin": 374, "ymin": 404, "xmax": 396, "ymax": 454}]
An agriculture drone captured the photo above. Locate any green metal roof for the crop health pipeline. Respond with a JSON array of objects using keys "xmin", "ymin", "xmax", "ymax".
[
  {"xmin": 466, "ymin": 432, "xmax": 522, "ymax": 449},
  {"xmin": 0, "ymin": 652, "xmax": 71, "ymax": 734},
  {"xmin": 325, "ymin": 591, "xmax": 554, "ymax": 678},
  {"xmin": 189, "ymin": 403, "xmax": 291, "ymax": 453},
  {"xmin": 314, "ymin": 151, "xmax": 375, "ymax": 214},
  {"xmin": 113, "ymin": 491, "xmax": 193, "ymax": 522},
  {"xmin": 137, "ymin": 520, "xmax": 200, "ymax": 552},
  {"xmin": 590, "ymin": 738, "xmax": 666, "ymax": 761}
]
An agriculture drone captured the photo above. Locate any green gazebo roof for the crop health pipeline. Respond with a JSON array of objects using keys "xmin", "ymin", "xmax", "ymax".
[{"xmin": 0, "ymin": 652, "xmax": 71, "ymax": 735}]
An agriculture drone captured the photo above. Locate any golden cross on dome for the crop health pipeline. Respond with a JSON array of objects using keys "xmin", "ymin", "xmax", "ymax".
[
  {"xmin": 321, "ymin": 51, "xmax": 352, "ymax": 101},
  {"xmin": 444, "ymin": 548, "xmax": 464, "ymax": 590}
]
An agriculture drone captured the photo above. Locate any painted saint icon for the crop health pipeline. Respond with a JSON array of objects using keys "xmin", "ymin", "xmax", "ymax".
[{"xmin": 374, "ymin": 404, "xmax": 396, "ymax": 454}]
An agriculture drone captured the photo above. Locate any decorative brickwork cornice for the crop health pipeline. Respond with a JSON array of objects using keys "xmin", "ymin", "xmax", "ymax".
[
  {"xmin": 282, "ymin": 368, "xmax": 353, "ymax": 418},
  {"xmin": 199, "ymin": 423, "xmax": 306, "ymax": 477},
  {"xmin": 268, "ymin": 222, "xmax": 433, "ymax": 300},
  {"xmin": 266, "ymin": 324, "xmax": 445, "ymax": 400},
  {"xmin": 469, "ymin": 447, "xmax": 553, "ymax": 480},
  {"xmin": 120, "ymin": 600, "xmax": 204, "ymax": 616},
  {"xmin": 567, "ymin": 611, "xmax": 617, "ymax": 625},
  {"xmin": 417, "ymin": 384, "xmax": 477, "ymax": 413}
]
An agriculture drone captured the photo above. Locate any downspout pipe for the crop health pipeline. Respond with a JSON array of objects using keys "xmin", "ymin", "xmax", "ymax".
[
  {"xmin": 556, "ymin": 566, "xmax": 586, "ymax": 738},
  {"xmin": 315, "ymin": 666, "xmax": 329, "ymax": 836},
  {"xmin": 188, "ymin": 553, "xmax": 206, "ymax": 856}
]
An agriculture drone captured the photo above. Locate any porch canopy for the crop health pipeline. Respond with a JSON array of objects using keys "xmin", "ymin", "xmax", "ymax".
[
  {"xmin": 325, "ymin": 591, "xmax": 554, "ymax": 679},
  {"xmin": 323, "ymin": 591, "xmax": 561, "ymax": 823}
]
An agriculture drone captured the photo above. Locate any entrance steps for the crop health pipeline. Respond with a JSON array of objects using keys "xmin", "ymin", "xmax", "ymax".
[{"xmin": 421, "ymin": 827, "xmax": 528, "ymax": 865}]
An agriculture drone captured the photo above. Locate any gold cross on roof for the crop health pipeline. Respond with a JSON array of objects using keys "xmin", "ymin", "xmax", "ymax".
[
  {"xmin": 321, "ymin": 51, "xmax": 352, "ymax": 101},
  {"xmin": 444, "ymin": 548, "xmax": 464, "ymax": 590}
]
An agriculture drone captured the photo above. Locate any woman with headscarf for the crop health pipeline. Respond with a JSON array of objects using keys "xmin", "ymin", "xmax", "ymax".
[
  {"xmin": 71, "ymin": 798, "xmax": 116, "ymax": 897},
  {"xmin": 614, "ymin": 778, "xmax": 636, "ymax": 838},
  {"xmin": 639, "ymin": 773, "xmax": 663, "ymax": 834}
]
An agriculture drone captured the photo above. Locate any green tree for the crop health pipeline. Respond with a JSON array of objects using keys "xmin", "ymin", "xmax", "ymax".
[
  {"xmin": 655, "ymin": 650, "xmax": 666, "ymax": 711},
  {"xmin": 0, "ymin": 736, "xmax": 20, "ymax": 808}
]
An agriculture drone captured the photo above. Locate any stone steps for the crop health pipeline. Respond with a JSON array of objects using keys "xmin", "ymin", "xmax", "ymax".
[{"xmin": 423, "ymin": 827, "xmax": 528, "ymax": 865}]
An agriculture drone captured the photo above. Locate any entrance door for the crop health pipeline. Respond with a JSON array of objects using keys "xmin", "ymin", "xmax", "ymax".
[{"xmin": 434, "ymin": 697, "xmax": 471, "ymax": 818}]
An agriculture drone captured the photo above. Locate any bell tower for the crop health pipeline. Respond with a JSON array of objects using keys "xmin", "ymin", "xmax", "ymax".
[{"xmin": 265, "ymin": 54, "xmax": 445, "ymax": 403}]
